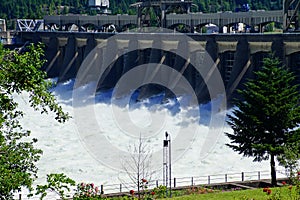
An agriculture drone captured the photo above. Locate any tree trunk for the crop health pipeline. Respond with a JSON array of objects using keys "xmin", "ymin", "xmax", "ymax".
[
  {"xmin": 270, "ymin": 154, "xmax": 277, "ymax": 186},
  {"xmin": 137, "ymin": 174, "xmax": 140, "ymax": 200}
]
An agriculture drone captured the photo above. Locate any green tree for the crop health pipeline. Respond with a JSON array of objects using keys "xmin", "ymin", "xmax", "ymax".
[
  {"xmin": 264, "ymin": 22, "xmax": 275, "ymax": 32},
  {"xmin": 62, "ymin": 6, "xmax": 69, "ymax": 15},
  {"xmin": 0, "ymin": 43, "xmax": 69, "ymax": 198},
  {"xmin": 226, "ymin": 56, "xmax": 300, "ymax": 186},
  {"xmin": 277, "ymin": 142, "xmax": 300, "ymax": 182},
  {"xmin": 35, "ymin": 173, "xmax": 76, "ymax": 200}
]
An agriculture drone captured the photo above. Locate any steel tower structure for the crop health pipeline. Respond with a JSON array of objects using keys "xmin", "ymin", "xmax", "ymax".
[
  {"xmin": 132, "ymin": 0, "xmax": 193, "ymax": 28},
  {"xmin": 283, "ymin": 0, "xmax": 300, "ymax": 31}
]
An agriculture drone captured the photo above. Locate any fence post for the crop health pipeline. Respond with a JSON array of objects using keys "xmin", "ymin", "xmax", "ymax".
[
  {"xmin": 174, "ymin": 178, "xmax": 176, "ymax": 188},
  {"xmin": 208, "ymin": 176, "xmax": 210, "ymax": 184},
  {"xmin": 120, "ymin": 184, "xmax": 122, "ymax": 192},
  {"xmin": 242, "ymin": 172, "xmax": 244, "ymax": 181},
  {"xmin": 101, "ymin": 185, "xmax": 104, "ymax": 194},
  {"xmin": 19, "ymin": 194, "xmax": 21, "ymax": 200},
  {"xmin": 258, "ymin": 171, "xmax": 261, "ymax": 180},
  {"xmin": 225, "ymin": 174, "xmax": 227, "ymax": 182},
  {"xmin": 156, "ymin": 180, "xmax": 159, "ymax": 187},
  {"xmin": 191, "ymin": 177, "xmax": 194, "ymax": 186}
]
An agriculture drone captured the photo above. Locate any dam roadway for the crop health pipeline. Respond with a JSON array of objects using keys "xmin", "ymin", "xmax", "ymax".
[{"xmin": 16, "ymin": 31, "xmax": 300, "ymax": 103}]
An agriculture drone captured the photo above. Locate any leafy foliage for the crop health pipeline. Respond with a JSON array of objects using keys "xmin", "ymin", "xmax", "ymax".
[
  {"xmin": 73, "ymin": 182, "xmax": 101, "ymax": 199},
  {"xmin": 226, "ymin": 56, "xmax": 300, "ymax": 186},
  {"xmin": 151, "ymin": 185, "xmax": 167, "ymax": 198},
  {"xmin": 35, "ymin": 173, "xmax": 76, "ymax": 200},
  {"xmin": 0, "ymin": 43, "xmax": 69, "ymax": 198},
  {"xmin": 277, "ymin": 142, "xmax": 300, "ymax": 182}
]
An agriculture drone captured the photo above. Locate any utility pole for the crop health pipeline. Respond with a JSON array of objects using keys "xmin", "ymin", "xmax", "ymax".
[{"xmin": 163, "ymin": 131, "xmax": 171, "ymax": 197}]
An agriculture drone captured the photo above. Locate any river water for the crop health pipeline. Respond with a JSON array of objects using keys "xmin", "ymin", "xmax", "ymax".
[{"xmin": 14, "ymin": 78, "xmax": 284, "ymax": 199}]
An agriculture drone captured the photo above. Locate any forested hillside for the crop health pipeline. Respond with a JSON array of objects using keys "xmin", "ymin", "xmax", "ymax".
[{"xmin": 0, "ymin": 0, "xmax": 283, "ymax": 21}]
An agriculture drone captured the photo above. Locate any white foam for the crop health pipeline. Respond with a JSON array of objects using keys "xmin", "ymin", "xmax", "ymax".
[{"xmin": 13, "ymin": 79, "xmax": 284, "ymax": 199}]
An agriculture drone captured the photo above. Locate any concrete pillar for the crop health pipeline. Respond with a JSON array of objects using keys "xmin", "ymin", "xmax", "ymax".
[
  {"xmin": 97, "ymin": 38, "xmax": 119, "ymax": 90},
  {"xmin": 192, "ymin": 37, "xmax": 219, "ymax": 103},
  {"xmin": 75, "ymin": 41, "xmax": 85, "ymax": 77},
  {"xmin": 296, "ymin": 16, "xmax": 300, "ymax": 30},
  {"xmin": 84, "ymin": 36, "xmax": 97, "ymax": 58},
  {"xmin": 187, "ymin": 4, "xmax": 191, "ymax": 13},
  {"xmin": 43, "ymin": 36, "xmax": 60, "ymax": 77},
  {"xmin": 259, "ymin": 24, "xmax": 263, "ymax": 33},
  {"xmin": 186, "ymin": 51, "xmax": 199, "ymax": 93},
  {"xmin": 205, "ymin": 36, "xmax": 218, "ymax": 62},
  {"xmin": 137, "ymin": 6, "xmax": 142, "ymax": 28},
  {"xmin": 59, "ymin": 35, "xmax": 77, "ymax": 82},
  {"xmin": 272, "ymin": 37, "xmax": 284, "ymax": 64},
  {"xmin": 161, "ymin": 4, "xmax": 166, "ymax": 28},
  {"xmin": 166, "ymin": 38, "xmax": 191, "ymax": 99},
  {"xmin": 123, "ymin": 39, "xmax": 138, "ymax": 74},
  {"xmin": 227, "ymin": 38, "xmax": 249, "ymax": 89},
  {"xmin": 138, "ymin": 39, "xmax": 163, "ymax": 100},
  {"xmin": 288, "ymin": 52, "xmax": 300, "ymax": 85},
  {"xmin": 78, "ymin": 42, "xmax": 104, "ymax": 87}
]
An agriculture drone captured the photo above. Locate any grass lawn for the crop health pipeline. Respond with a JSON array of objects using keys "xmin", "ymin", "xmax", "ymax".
[{"xmin": 168, "ymin": 186, "xmax": 297, "ymax": 200}]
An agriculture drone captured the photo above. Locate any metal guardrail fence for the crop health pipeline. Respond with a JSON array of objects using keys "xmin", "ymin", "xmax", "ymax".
[
  {"xmin": 15, "ymin": 170, "xmax": 287, "ymax": 199},
  {"xmin": 100, "ymin": 170, "xmax": 283, "ymax": 194}
]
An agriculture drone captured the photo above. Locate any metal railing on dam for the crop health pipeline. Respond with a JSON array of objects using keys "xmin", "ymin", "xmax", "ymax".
[
  {"xmin": 42, "ymin": 10, "xmax": 284, "ymax": 33},
  {"xmin": 16, "ymin": 31, "xmax": 300, "ymax": 103},
  {"xmin": 166, "ymin": 10, "xmax": 283, "ymax": 31}
]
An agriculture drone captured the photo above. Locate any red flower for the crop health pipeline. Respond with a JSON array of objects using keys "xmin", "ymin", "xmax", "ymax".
[
  {"xmin": 141, "ymin": 178, "xmax": 147, "ymax": 183},
  {"xmin": 95, "ymin": 187, "xmax": 99, "ymax": 193},
  {"xmin": 151, "ymin": 191, "xmax": 155, "ymax": 195},
  {"xmin": 263, "ymin": 187, "xmax": 268, "ymax": 192},
  {"xmin": 90, "ymin": 183, "xmax": 94, "ymax": 188},
  {"xmin": 282, "ymin": 181, "xmax": 286, "ymax": 185},
  {"xmin": 289, "ymin": 185, "xmax": 293, "ymax": 190},
  {"xmin": 297, "ymin": 171, "xmax": 300, "ymax": 176},
  {"xmin": 130, "ymin": 190, "xmax": 135, "ymax": 195},
  {"xmin": 267, "ymin": 189, "xmax": 272, "ymax": 195}
]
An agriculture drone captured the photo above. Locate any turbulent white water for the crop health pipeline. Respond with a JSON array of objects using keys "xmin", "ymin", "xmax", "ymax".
[{"xmin": 15, "ymin": 79, "xmax": 284, "ymax": 198}]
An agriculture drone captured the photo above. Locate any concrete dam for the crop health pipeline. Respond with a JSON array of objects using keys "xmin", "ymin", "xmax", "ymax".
[{"xmin": 17, "ymin": 31, "xmax": 300, "ymax": 104}]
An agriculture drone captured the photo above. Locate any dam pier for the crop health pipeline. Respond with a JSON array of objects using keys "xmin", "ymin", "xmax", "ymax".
[{"xmin": 16, "ymin": 31, "xmax": 300, "ymax": 103}]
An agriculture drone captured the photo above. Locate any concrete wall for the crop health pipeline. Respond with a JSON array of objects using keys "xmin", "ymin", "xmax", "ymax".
[{"xmin": 17, "ymin": 31, "xmax": 300, "ymax": 103}]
